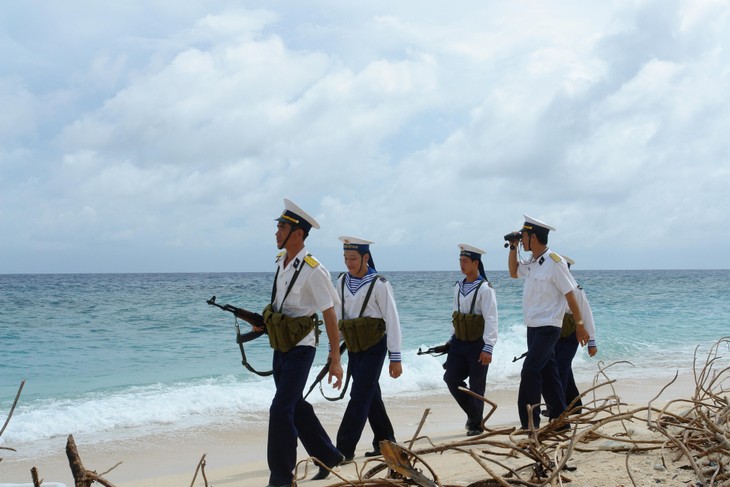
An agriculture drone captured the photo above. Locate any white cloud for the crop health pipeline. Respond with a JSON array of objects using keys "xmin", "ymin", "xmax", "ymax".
[{"xmin": 1, "ymin": 0, "xmax": 729, "ymax": 273}]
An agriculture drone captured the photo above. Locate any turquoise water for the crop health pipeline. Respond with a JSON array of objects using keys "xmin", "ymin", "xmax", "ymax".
[{"xmin": 1, "ymin": 270, "xmax": 728, "ymax": 448}]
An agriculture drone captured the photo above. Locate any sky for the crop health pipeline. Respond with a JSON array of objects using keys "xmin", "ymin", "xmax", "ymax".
[{"xmin": 1, "ymin": 0, "xmax": 729, "ymax": 273}]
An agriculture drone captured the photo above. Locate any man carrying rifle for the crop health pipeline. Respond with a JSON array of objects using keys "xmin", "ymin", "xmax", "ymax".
[
  {"xmin": 443, "ymin": 244, "xmax": 498, "ymax": 437},
  {"xmin": 334, "ymin": 237, "xmax": 403, "ymax": 462},
  {"xmin": 255, "ymin": 199, "xmax": 345, "ymax": 487}
]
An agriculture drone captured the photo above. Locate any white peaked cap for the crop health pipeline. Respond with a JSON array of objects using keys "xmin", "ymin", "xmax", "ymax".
[
  {"xmin": 339, "ymin": 236, "xmax": 374, "ymax": 245},
  {"xmin": 563, "ymin": 255, "xmax": 575, "ymax": 266},
  {"xmin": 276, "ymin": 198, "xmax": 320, "ymax": 230},
  {"xmin": 458, "ymin": 243, "xmax": 486, "ymax": 255},
  {"xmin": 523, "ymin": 214, "xmax": 556, "ymax": 232}
]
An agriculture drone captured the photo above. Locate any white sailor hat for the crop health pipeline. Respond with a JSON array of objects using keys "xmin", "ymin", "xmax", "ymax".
[
  {"xmin": 522, "ymin": 214, "xmax": 555, "ymax": 238},
  {"xmin": 339, "ymin": 236, "xmax": 374, "ymax": 251},
  {"xmin": 458, "ymin": 243, "xmax": 485, "ymax": 260},
  {"xmin": 275, "ymin": 198, "xmax": 320, "ymax": 232},
  {"xmin": 340, "ymin": 236, "xmax": 377, "ymax": 271}
]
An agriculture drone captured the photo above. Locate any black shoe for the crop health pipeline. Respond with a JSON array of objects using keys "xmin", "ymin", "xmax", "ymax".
[
  {"xmin": 466, "ymin": 418, "xmax": 482, "ymax": 431},
  {"xmin": 312, "ymin": 453, "xmax": 345, "ymax": 480},
  {"xmin": 364, "ymin": 449, "xmax": 382, "ymax": 457},
  {"xmin": 466, "ymin": 428, "xmax": 483, "ymax": 437}
]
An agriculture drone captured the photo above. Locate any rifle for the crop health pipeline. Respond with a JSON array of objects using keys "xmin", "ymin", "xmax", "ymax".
[
  {"xmin": 206, "ymin": 295, "xmax": 273, "ymax": 377},
  {"xmin": 303, "ymin": 341, "xmax": 350, "ymax": 401},
  {"xmin": 512, "ymin": 351, "xmax": 528, "ymax": 362},
  {"xmin": 417, "ymin": 342, "xmax": 450, "ymax": 357}
]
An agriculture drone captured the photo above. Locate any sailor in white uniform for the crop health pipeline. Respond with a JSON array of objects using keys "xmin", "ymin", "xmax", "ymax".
[
  {"xmin": 507, "ymin": 215, "xmax": 589, "ymax": 430},
  {"xmin": 552, "ymin": 256, "xmax": 598, "ymax": 415},
  {"xmin": 258, "ymin": 199, "xmax": 344, "ymax": 486},
  {"xmin": 334, "ymin": 237, "xmax": 403, "ymax": 460},
  {"xmin": 443, "ymin": 244, "xmax": 498, "ymax": 436}
]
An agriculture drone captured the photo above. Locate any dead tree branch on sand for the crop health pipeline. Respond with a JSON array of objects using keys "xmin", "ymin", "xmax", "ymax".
[
  {"xmin": 65, "ymin": 434, "xmax": 120, "ymax": 487},
  {"xmin": 0, "ymin": 380, "xmax": 25, "ymax": 456},
  {"xmin": 190, "ymin": 453, "xmax": 209, "ymax": 487},
  {"xmin": 323, "ymin": 337, "xmax": 730, "ymax": 487}
]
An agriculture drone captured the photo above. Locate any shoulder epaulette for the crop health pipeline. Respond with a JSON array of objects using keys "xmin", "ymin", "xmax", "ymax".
[
  {"xmin": 304, "ymin": 254, "xmax": 320, "ymax": 268},
  {"xmin": 549, "ymin": 252, "xmax": 562, "ymax": 263},
  {"xmin": 275, "ymin": 250, "xmax": 286, "ymax": 262},
  {"xmin": 378, "ymin": 275, "xmax": 388, "ymax": 282}
]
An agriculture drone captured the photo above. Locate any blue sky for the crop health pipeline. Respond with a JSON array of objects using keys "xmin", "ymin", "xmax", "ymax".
[{"xmin": 2, "ymin": 0, "xmax": 729, "ymax": 273}]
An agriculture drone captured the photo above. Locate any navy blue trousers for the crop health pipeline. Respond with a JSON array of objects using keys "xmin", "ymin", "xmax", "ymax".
[
  {"xmin": 517, "ymin": 326, "xmax": 566, "ymax": 429},
  {"xmin": 268, "ymin": 346, "xmax": 341, "ymax": 486},
  {"xmin": 336, "ymin": 337, "xmax": 395, "ymax": 458},
  {"xmin": 443, "ymin": 338, "xmax": 489, "ymax": 430},
  {"xmin": 555, "ymin": 332, "xmax": 582, "ymax": 411}
]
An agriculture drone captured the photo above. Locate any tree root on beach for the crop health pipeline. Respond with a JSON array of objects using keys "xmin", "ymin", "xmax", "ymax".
[{"xmin": 324, "ymin": 336, "xmax": 730, "ymax": 487}]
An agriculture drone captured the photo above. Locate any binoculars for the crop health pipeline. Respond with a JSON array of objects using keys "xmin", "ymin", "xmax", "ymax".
[{"xmin": 503, "ymin": 231, "xmax": 522, "ymax": 248}]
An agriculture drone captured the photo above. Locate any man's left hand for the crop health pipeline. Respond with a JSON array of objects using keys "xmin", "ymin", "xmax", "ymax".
[
  {"xmin": 479, "ymin": 351, "xmax": 492, "ymax": 365},
  {"xmin": 389, "ymin": 362, "xmax": 402, "ymax": 378}
]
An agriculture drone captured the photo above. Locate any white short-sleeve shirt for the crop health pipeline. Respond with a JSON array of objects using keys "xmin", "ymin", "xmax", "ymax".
[
  {"xmin": 517, "ymin": 249, "xmax": 577, "ymax": 328},
  {"xmin": 273, "ymin": 247, "xmax": 340, "ymax": 348}
]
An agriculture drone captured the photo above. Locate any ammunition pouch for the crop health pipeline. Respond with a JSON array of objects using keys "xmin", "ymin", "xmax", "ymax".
[
  {"xmin": 452, "ymin": 311, "xmax": 485, "ymax": 342},
  {"xmin": 561, "ymin": 313, "xmax": 576, "ymax": 338},
  {"xmin": 263, "ymin": 304, "xmax": 317, "ymax": 352},
  {"xmin": 338, "ymin": 316, "xmax": 386, "ymax": 353}
]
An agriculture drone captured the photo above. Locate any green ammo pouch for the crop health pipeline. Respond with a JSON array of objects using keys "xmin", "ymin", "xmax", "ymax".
[
  {"xmin": 263, "ymin": 303, "xmax": 317, "ymax": 353},
  {"xmin": 338, "ymin": 316, "xmax": 386, "ymax": 353},
  {"xmin": 452, "ymin": 311, "xmax": 485, "ymax": 342},
  {"xmin": 561, "ymin": 313, "xmax": 576, "ymax": 339}
]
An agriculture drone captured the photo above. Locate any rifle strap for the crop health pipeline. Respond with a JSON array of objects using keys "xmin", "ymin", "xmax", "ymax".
[
  {"xmin": 271, "ymin": 255, "xmax": 307, "ymax": 312},
  {"xmin": 235, "ymin": 323, "xmax": 273, "ymax": 377},
  {"xmin": 247, "ymin": 249, "xmax": 309, "ymax": 376},
  {"xmin": 340, "ymin": 273, "xmax": 380, "ymax": 319},
  {"xmin": 319, "ymin": 366, "xmax": 352, "ymax": 402},
  {"xmin": 319, "ymin": 274, "xmax": 380, "ymax": 402},
  {"xmin": 456, "ymin": 279, "xmax": 484, "ymax": 314}
]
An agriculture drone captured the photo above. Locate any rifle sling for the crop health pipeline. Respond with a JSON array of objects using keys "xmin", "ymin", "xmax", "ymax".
[
  {"xmin": 233, "ymin": 255, "xmax": 311, "ymax": 377},
  {"xmin": 236, "ymin": 327, "xmax": 273, "ymax": 377},
  {"xmin": 318, "ymin": 274, "xmax": 380, "ymax": 402}
]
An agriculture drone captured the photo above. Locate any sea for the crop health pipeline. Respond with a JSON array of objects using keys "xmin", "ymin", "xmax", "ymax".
[{"xmin": 1, "ymin": 270, "xmax": 729, "ymax": 457}]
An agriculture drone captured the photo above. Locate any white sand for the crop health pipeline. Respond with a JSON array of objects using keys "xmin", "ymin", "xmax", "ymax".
[{"xmin": 0, "ymin": 373, "xmax": 700, "ymax": 486}]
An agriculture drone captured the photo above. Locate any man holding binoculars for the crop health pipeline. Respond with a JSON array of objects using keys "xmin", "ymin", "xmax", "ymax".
[{"xmin": 506, "ymin": 215, "xmax": 589, "ymax": 430}]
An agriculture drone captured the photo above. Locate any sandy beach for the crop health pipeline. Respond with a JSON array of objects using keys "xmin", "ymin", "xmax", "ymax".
[{"xmin": 2, "ymin": 370, "xmax": 708, "ymax": 487}]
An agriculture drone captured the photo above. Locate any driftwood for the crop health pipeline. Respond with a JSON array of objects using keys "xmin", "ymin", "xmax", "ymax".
[
  {"xmin": 65, "ymin": 434, "xmax": 119, "ymax": 487},
  {"xmin": 0, "ymin": 380, "xmax": 25, "ymax": 455},
  {"xmin": 3, "ymin": 376, "xmax": 214, "ymax": 487},
  {"xmin": 31, "ymin": 466, "xmax": 41, "ymax": 487},
  {"xmin": 190, "ymin": 453, "xmax": 209, "ymax": 487},
  {"xmin": 322, "ymin": 336, "xmax": 730, "ymax": 486}
]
